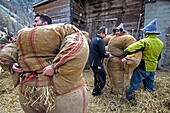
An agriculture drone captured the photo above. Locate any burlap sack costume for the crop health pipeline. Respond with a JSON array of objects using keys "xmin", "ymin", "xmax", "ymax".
[
  {"xmin": 0, "ymin": 43, "xmax": 17, "ymax": 71},
  {"xmin": 0, "ymin": 43, "xmax": 19, "ymax": 87},
  {"xmin": 1, "ymin": 23, "xmax": 89, "ymax": 113},
  {"xmin": 106, "ymin": 32, "xmax": 142, "ymax": 94},
  {"xmin": 124, "ymin": 52, "xmax": 142, "ymax": 74},
  {"xmin": 103, "ymin": 35, "xmax": 115, "ymax": 85},
  {"xmin": 82, "ymin": 30, "xmax": 91, "ymax": 44},
  {"xmin": 104, "ymin": 34, "xmax": 114, "ymax": 51},
  {"xmin": 104, "ymin": 34, "xmax": 113, "ymax": 46}
]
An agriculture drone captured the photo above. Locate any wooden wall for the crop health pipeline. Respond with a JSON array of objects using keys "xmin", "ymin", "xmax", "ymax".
[
  {"xmin": 33, "ymin": 0, "xmax": 170, "ymax": 69},
  {"xmin": 33, "ymin": 0, "xmax": 71, "ymax": 23},
  {"xmin": 33, "ymin": 0, "xmax": 86, "ymax": 30},
  {"xmin": 85, "ymin": 0, "xmax": 145, "ymax": 38},
  {"xmin": 144, "ymin": 0, "xmax": 170, "ymax": 69},
  {"xmin": 33, "ymin": 0, "xmax": 145, "ymax": 38},
  {"xmin": 71, "ymin": 0, "xmax": 86, "ymax": 30}
]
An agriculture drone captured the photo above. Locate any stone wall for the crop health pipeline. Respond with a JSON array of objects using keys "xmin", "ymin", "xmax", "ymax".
[{"xmin": 145, "ymin": 0, "xmax": 170, "ymax": 69}]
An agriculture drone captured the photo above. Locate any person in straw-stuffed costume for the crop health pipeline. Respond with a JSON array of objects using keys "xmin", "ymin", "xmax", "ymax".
[
  {"xmin": 105, "ymin": 23, "xmax": 142, "ymax": 95},
  {"xmin": 0, "ymin": 17, "xmax": 89, "ymax": 113},
  {"xmin": 122, "ymin": 19, "xmax": 164, "ymax": 101}
]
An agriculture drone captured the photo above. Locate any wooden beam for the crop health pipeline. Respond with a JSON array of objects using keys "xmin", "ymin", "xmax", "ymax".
[{"xmin": 166, "ymin": 34, "xmax": 170, "ymax": 36}]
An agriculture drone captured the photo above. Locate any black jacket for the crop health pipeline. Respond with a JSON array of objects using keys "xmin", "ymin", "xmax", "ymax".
[{"xmin": 88, "ymin": 35, "xmax": 109, "ymax": 67}]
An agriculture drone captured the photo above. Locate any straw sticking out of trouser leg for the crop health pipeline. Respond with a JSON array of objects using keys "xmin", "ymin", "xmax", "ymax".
[{"xmin": 20, "ymin": 85, "xmax": 56, "ymax": 113}]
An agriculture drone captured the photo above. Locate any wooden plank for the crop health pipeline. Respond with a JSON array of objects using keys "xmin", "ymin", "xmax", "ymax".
[
  {"xmin": 50, "ymin": 12, "xmax": 71, "ymax": 19},
  {"xmin": 72, "ymin": 0, "xmax": 84, "ymax": 10},
  {"xmin": 86, "ymin": 2, "xmax": 142, "ymax": 15},
  {"xmin": 70, "ymin": 0, "xmax": 86, "ymax": 30},
  {"xmin": 85, "ymin": 0, "xmax": 144, "ymax": 37},
  {"xmin": 72, "ymin": 14, "xmax": 86, "ymax": 22},
  {"xmin": 73, "ymin": 8, "xmax": 86, "ymax": 18},
  {"xmin": 86, "ymin": 11, "xmax": 121, "ymax": 19},
  {"xmin": 72, "ymin": 21, "xmax": 86, "ymax": 30},
  {"xmin": 88, "ymin": 0, "xmax": 121, "ymax": 6},
  {"xmin": 34, "ymin": 0, "xmax": 70, "ymax": 13},
  {"xmin": 41, "ymin": 4, "xmax": 70, "ymax": 14},
  {"xmin": 86, "ymin": 4, "xmax": 123, "ymax": 14},
  {"xmin": 34, "ymin": 0, "xmax": 69, "ymax": 10},
  {"xmin": 48, "ymin": 6, "xmax": 71, "ymax": 17},
  {"xmin": 53, "ymin": 18, "xmax": 71, "ymax": 23}
]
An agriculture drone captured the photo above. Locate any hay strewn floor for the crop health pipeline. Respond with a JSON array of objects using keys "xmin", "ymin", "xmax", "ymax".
[{"xmin": 0, "ymin": 70, "xmax": 170, "ymax": 113}]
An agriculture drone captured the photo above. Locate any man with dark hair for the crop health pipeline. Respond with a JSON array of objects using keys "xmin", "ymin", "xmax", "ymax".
[
  {"xmin": 32, "ymin": 13, "xmax": 52, "ymax": 27},
  {"xmin": 89, "ymin": 26, "xmax": 112, "ymax": 96}
]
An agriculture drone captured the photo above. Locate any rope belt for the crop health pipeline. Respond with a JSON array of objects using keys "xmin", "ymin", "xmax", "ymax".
[{"xmin": 19, "ymin": 72, "xmax": 37, "ymax": 84}]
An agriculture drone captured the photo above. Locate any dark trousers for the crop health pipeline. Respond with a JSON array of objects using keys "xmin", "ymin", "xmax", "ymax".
[{"xmin": 90, "ymin": 65, "xmax": 106, "ymax": 92}]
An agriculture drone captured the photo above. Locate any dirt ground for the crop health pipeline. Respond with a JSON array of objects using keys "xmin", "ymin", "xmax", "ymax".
[{"xmin": 0, "ymin": 69, "xmax": 170, "ymax": 113}]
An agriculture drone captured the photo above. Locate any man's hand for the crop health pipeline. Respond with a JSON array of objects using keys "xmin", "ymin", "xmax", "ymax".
[
  {"xmin": 106, "ymin": 51, "xmax": 112, "ymax": 58},
  {"xmin": 43, "ymin": 64, "xmax": 54, "ymax": 76},
  {"xmin": 109, "ymin": 53, "xmax": 112, "ymax": 58},
  {"xmin": 121, "ymin": 58, "xmax": 128, "ymax": 64},
  {"xmin": 12, "ymin": 63, "xmax": 23, "ymax": 73}
]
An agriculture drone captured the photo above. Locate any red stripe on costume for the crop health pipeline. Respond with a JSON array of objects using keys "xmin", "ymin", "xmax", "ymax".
[
  {"xmin": 81, "ymin": 86, "xmax": 86, "ymax": 113},
  {"xmin": 29, "ymin": 28, "xmax": 45, "ymax": 70},
  {"xmin": 18, "ymin": 33, "xmax": 31, "ymax": 71},
  {"xmin": 48, "ymin": 76, "xmax": 53, "ymax": 86},
  {"xmin": 71, "ymin": 25, "xmax": 79, "ymax": 32},
  {"xmin": 18, "ymin": 72, "xmax": 37, "ymax": 84},
  {"xmin": 55, "ymin": 85, "xmax": 83, "ymax": 96},
  {"xmin": 54, "ymin": 32, "xmax": 84, "ymax": 68}
]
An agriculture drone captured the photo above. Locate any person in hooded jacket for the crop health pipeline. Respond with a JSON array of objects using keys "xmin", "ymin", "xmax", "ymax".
[{"xmin": 122, "ymin": 19, "xmax": 164, "ymax": 101}]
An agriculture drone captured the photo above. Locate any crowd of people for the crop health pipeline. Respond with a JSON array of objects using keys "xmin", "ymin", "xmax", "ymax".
[{"xmin": 0, "ymin": 13, "xmax": 164, "ymax": 113}]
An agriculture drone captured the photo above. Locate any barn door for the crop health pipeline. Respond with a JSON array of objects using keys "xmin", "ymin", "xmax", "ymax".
[{"xmin": 91, "ymin": 18, "xmax": 117, "ymax": 38}]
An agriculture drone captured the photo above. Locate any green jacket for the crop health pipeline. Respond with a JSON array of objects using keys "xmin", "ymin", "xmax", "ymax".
[
  {"xmin": 124, "ymin": 34, "xmax": 164, "ymax": 72},
  {"xmin": 0, "ymin": 35, "xmax": 10, "ymax": 44}
]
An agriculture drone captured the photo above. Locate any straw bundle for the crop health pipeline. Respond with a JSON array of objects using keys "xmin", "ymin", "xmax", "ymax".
[{"xmin": 0, "ymin": 70, "xmax": 170, "ymax": 113}]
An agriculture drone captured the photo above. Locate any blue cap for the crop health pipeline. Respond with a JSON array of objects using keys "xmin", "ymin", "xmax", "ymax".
[{"xmin": 141, "ymin": 19, "xmax": 161, "ymax": 35}]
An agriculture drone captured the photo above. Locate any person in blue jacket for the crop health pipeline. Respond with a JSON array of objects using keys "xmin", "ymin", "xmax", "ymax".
[
  {"xmin": 122, "ymin": 19, "xmax": 164, "ymax": 101},
  {"xmin": 89, "ymin": 26, "xmax": 112, "ymax": 96}
]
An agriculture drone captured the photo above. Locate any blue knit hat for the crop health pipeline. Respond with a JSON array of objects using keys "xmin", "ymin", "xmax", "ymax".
[
  {"xmin": 113, "ymin": 23, "xmax": 126, "ymax": 32},
  {"xmin": 141, "ymin": 19, "xmax": 161, "ymax": 35}
]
